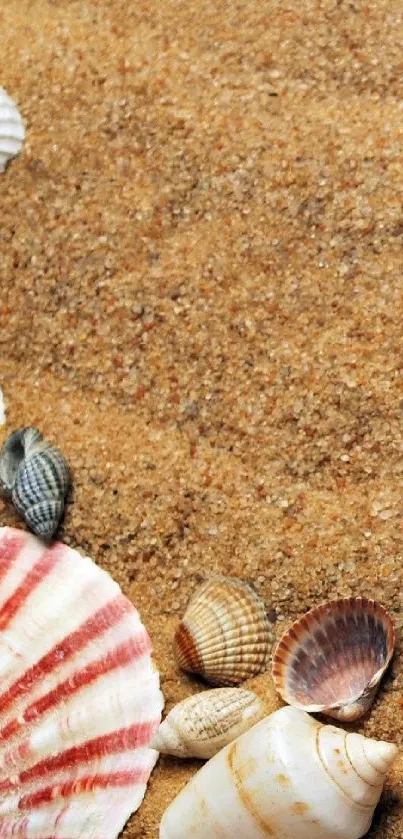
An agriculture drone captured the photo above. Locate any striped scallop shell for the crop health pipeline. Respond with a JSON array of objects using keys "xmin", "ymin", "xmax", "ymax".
[
  {"xmin": 173, "ymin": 577, "xmax": 272, "ymax": 686},
  {"xmin": 0, "ymin": 86, "xmax": 25, "ymax": 172},
  {"xmin": 151, "ymin": 687, "xmax": 265, "ymax": 759},
  {"xmin": 0, "ymin": 427, "xmax": 71, "ymax": 539},
  {"xmin": 0, "ymin": 526, "xmax": 164, "ymax": 838},
  {"xmin": 271, "ymin": 597, "xmax": 395, "ymax": 721}
]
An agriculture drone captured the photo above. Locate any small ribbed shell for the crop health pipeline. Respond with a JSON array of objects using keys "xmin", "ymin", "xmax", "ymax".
[
  {"xmin": 0, "ymin": 86, "xmax": 25, "ymax": 172},
  {"xmin": 151, "ymin": 688, "xmax": 265, "ymax": 759},
  {"xmin": 0, "ymin": 427, "xmax": 71, "ymax": 540},
  {"xmin": 173, "ymin": 578, "xmax": 272, "ymax": 686},
  {"xmin": 271, "ymin": 597, "xmax": 395, "ymax": 721}
]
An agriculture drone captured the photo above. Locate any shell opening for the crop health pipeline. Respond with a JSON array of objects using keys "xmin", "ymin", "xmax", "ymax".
[{"xmin": 0, "ymin": 430, "xmax": 26, "ymax": 491}]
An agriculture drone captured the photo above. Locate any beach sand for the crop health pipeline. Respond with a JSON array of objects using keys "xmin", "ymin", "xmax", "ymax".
[{"xmin": 1, "ymin": 0, "xmax": 402, "ymax": 835}]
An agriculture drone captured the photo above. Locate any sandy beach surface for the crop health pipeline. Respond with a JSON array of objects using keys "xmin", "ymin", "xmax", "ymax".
[{"xmin": 1, "ymin": 0, "xmax": 402, "ymax": 835}]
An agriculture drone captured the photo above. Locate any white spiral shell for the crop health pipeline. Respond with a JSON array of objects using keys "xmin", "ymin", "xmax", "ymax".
[
  {"xmin": 0, "ymin": 86, "xmax": 25, "ymax": 172},
  {"xmin": 160, "ymin": 705, "xmax": 398, "ymax": 839}
]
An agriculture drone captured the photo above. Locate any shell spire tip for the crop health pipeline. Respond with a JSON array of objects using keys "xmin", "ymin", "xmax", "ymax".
[{"xmin": 364, "ymin": 739, "xmax": 398, "ymax": 774}]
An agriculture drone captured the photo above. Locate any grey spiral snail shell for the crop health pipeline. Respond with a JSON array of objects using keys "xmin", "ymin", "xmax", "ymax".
[{"xmin": 0, "ymin": 427, "xmax": 71, "ymax": 539}]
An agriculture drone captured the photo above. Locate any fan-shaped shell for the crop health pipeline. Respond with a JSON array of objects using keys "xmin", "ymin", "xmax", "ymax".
[
  {"xmin": 160, "ymin": 706, "xmax": 398, "ymax": 839},
  {"xmin": 0, "ymin": 526, "xmax": 164, "ymax": 838},
  {"xmin": 173, "ymin": 577, "xmax": 272, "ymax": 686},
  {"xmin": 271, "ymin": 597, "xmax": 395, "ymax": 721},
  {"xmin": 0, "ymin": 86, "xmax": 25, "ymax": 172},
  {"xmin": 151, "ymin": 687, "xmax": 265, "ymax": 758},
  {"xmin": 0, "ymin": 427, "xmax": 71, "ymax": 539}
]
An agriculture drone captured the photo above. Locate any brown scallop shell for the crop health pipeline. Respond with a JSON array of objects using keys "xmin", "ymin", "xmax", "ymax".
[
  {"xmin": 271, "ymin": 597, "xmax": 395, "ymax": 721},
  {"xmin": 173, "ymin": 577, "xmax": 272, "ymax": 686}
]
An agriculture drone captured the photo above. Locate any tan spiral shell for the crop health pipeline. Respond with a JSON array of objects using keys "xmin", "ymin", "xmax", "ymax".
[
  {"xmin": 151, "ymin": 687, "xmax": 265, "ymax": 759},
  {"xmin": 173, "ymin": 577, "xmax": 272, "ymax": 686},
  {"xmin": 271, "ymin": 596, "xmax": 395, "ymax": 721}
]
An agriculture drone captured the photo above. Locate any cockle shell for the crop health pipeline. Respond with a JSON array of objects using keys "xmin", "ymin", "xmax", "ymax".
[
  {"xmin": 0, "ymin": 427, "xmax": 71, "ymax": 539},
  {"xmin": 0, "ymin": 526, "xmax": 164, "ymax": 838},
  {"xmin": 174, "ymin": 577, "xmax": 272, "ymax": 686},
  {"xmin": 160, "ymin": 705, "xmax": 398, "ymax": 839},
  {"xmin": 151, "ymin": 687, "xmax": 265, "ymax": 759},
  {"xmin": 0, "ymin": 86, "xmax": 25, "ymax": 172},
  {"xmin": 271, "ymin": 597, "xmax": 395, "ymax": 721}
]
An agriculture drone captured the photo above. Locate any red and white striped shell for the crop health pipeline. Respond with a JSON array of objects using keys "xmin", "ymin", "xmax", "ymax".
[
  {"xmin": 271, "ymin": 597, "xmax": 395, "ymax": 721},
  {"xmin": 0, "ymin": 526, "xmax": 164, "ymax": 837}
]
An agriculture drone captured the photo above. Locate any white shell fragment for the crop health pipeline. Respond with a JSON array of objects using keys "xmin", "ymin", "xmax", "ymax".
[
  {"xmin": 0, "ymin": 85, "xmax": 25, "ymax": 172},
  {"xmin": 0, "ymin": 386, "xmax": 5, "ymax": 425},
  {"xmin": 151, "ymin": 688, "xmax": 265, "ymax": 759},
  {"xmin": 0, "ymin": 526, "xmax": 164, "ymax": 838},
  {"xmin": 160, "ymin": 705, "xmax": 398, "ymax": 839}
]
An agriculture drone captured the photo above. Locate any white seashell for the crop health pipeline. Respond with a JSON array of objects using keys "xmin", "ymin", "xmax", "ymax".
[
  {"xmin": 160, "ymin": 705, "xmax": 398, "ymax": 839},
  {"xmin": 0, "ymin": 386, "xmax": 5, "ymax": 425},
  {"xmin": 271, "ymin": 597, "xmax": 395, "ymax": 721},
  {"xmin": 0, "ymin": 86, "xmax": 25, "ymax": 172},
  {"xmin": 151, "ymin": 688, "xmax": 265, "ymax": 759},
  {"xmin": 0, "ymin": 427, "xmax": 71, "ymax": 539},
  {"xmin": 0, "ymin": 526, "xmax": 164, "ymax": 838}
]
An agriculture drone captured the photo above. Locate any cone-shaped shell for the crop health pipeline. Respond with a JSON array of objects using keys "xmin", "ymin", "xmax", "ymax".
[
  {"xmin": 173, "ymin": 577, "xmax": 272, "ymax": 686},
  {"xmin": 151, "ymin": 687, "xmax": 265, "ymax": 759},
  {"xmin": 0, "ymin": 86, "xmax": 25, "ymax": 172},
  {"xmin": 0, "ymin": 427, "xmax": 71, "ymax": 539},
  {"xmin": 271, "ymin": 597, "xmax": 395, "ymax": 721},
  {"xmin": 0, "ymin": 526, "xmax": 163, "ymax": 837},
  {"xmin": 160, "ymin": 705, "xmax": 398, "ymax": 838}
]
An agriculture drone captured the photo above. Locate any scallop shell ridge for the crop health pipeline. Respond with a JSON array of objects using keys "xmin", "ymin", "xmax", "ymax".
[
  {"xmin": 0, "ymin": 526, "xmax": 163, "ymax": 837},
  {"xmin": 0, "ymin": 86, "xmax": 25, "ymax": 172},
  {"xmin": 174, "ymin": 577, "xmax": 272, "ymax": 686},
  {"xmin": 271, "ymin": 596, "xmax": 395, "ymax": 721}
]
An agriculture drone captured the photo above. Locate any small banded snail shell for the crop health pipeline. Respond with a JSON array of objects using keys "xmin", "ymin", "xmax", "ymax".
[
  {"xmin": 0, "ymin": 427, "xmax": 71, "ymax": 539},
  {"xmin": 151, "ymin": 687, "xmax": 265, "ymax": 759},
  {"xmin": 173, "ymin": 577, "xmax": 272, "ymax": 686}
]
